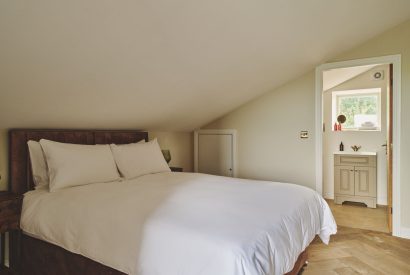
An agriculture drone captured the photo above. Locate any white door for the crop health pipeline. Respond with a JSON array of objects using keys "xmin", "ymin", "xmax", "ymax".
[{"xmin": 197, "ymin": 133, "xmax": 234, "ymax": 177}]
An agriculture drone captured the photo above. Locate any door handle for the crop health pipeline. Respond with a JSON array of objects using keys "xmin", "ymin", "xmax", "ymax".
[{"xmin": 382, "ymin": 143, "xmax": 390, "ymax": 155}]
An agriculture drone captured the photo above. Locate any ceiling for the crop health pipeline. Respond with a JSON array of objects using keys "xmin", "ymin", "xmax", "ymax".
[
  {"xmin": 1, "ymin": 0, "xmax": 410, "ymax": 131},
  {"xmin": 323, "ymin": 64, "xmax": 379, "ymax": 92}
]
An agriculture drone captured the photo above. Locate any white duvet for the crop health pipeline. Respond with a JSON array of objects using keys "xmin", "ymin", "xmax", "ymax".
[{"xmin": 21, "ymin": 172, "xmax": 336, "ymax": 275}]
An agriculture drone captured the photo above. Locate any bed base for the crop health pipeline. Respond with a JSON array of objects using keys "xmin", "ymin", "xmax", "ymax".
[
  {"xmin": 20, "ymin": 233, "xmax": 125, "ymax": 275},
  {"xmin": 19, "ymin": 232, "xmax": 307, "ymax": 275},
  {"xmin": 285, "ymin": 249, "xmax": 308, "ymax": 275}
]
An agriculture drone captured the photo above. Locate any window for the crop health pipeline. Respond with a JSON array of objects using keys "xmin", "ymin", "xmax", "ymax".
[{"xmin": 332, "ymin": 88, "xmax": 381, "ymax": 131}]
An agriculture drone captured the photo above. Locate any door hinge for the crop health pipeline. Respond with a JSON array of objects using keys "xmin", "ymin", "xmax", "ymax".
[{"xmin": 391, "ymin": 208, "xmax": 393, "ymax": 214}]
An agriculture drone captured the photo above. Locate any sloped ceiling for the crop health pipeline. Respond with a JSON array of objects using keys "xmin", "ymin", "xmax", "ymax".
[
  {"xmin": 323, "ymin": 64, "xmax": 379, "ymax": 92},
  {"xmin": 1, "ymin": 1, "xmax": 410, "ymax": 131}
]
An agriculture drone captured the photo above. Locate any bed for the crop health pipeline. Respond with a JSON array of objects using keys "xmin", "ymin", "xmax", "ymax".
[{"xmin": 8, "ymin": 129, "xmax": 337, "ymax": 275}]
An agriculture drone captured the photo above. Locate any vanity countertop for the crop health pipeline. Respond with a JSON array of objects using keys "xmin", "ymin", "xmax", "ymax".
[{"xmin": 333, "ymin": 151, "xmax": 377, "ymax": 156}]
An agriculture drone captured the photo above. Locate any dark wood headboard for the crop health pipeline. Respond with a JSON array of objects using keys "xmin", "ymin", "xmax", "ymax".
[{"xmin": 9, "ymin": 129, "xmax": 148, "ymax": 195}]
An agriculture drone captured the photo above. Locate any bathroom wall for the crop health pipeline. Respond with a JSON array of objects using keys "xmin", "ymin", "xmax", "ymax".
[{"xmin": 322, "ymin": 65, "xmax": 388, "ymax": 204}]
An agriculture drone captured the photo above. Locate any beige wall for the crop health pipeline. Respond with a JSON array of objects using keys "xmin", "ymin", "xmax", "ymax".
[
  {"xmin": 149, "ymin": 131, "xmax": 193, "ymax": 172},
  {"xmin": 0, "ymin": 130, "xmax": 193, "ymax": 190},
  {"xmin": 323, "ymin": 65, "xmax": 388, "ymax": 204},
  {"xmin": 204, "ymin": 19, "xmax": 410, "ymax": 229},
  {"xmin": 206, "ymin": 72, "xmax": 316, "ymax": 188}
]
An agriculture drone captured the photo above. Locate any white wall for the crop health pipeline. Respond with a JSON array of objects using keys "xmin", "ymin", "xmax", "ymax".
[
  {"xmin": 322, "ymin": 65, "xmax": 388, "ymax": 204},
  {"xmin": 203, "ymin": 19, "xmax": 410, "ymax": 230}
]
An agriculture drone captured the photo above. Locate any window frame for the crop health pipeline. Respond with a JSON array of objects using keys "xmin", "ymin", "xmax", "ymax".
[{"xmin": 331, "ymin": 88, "xmax": 382, "ymax": 131}]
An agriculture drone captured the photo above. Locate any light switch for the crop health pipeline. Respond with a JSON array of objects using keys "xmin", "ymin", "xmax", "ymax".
[{"xmin": 300, "ymin": 131, "xmax": 308, "ymax": 139}]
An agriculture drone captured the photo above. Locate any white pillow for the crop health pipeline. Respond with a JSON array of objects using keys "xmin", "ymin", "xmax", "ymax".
[
  {"xmin": 27, "ymin": 140, "xmax": 49, "ymax": 190},
  {"xmin": 39, "ymin": 139, "xmax": 120, "ymax": 192},
  {"xmin": 110, "ymin": 138, "xmax": 170, "ymax": 179}
]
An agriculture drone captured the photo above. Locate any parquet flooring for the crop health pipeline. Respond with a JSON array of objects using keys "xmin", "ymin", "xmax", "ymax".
[
  {"xmin": 301, "ymin": 201, "xmax": 410, "ymax": 274},
  {"xmin": 327, "ymin": 199, "xmax": 389, "ymax": 233}
]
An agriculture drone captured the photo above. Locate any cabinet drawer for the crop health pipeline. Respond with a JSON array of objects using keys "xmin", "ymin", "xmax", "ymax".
[
  {"xmin": 0, "ymin": 198, "xmax": 22, "ymax": 217},
  {"xmin": 0, "ymin": 214, "xmax": 20, "ymax": 233},
  {"xmin": 334, "ymin": 155, "xmax": 376, "ymax": 167},
  {"xmin": 0, "ymin": 194, "xmax": 22, "ymax": 233}
]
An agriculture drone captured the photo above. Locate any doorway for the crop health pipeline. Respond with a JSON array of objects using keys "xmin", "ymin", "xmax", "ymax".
[{"xmin": 315, "ymin": 55, "xmax": 402, "ymax": 237}]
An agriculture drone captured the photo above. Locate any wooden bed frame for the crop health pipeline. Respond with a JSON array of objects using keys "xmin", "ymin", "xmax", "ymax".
[{"xmin": 8, "ymin": 129, "xmax": 308, "ymax": 275}]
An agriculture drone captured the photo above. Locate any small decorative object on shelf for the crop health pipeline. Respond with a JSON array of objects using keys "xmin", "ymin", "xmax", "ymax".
[
  {"xmin": 170, "ymin": 167, "xmax": 183, "ymax": 172},
  {"xmin": 339, "ymin": 142, "xmax": 344, "ymax": 151},
  {"xmin": 335, "ymin": 114, "xmax": 346, "ymax": 131},
  {"xmin": 161, "ymin": 150, "xmax": 171, "ymax": 164},
  {"xmin": 351, "ymin": 145, "xmax": 361, "ymax": 152}
]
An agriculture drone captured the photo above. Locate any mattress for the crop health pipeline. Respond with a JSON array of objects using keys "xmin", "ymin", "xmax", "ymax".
[{"xmin": 21, "ymin": 172, "xmax": 337, "ymax": 275}]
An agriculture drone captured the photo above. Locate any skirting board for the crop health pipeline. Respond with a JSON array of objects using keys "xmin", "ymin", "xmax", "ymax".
[
  {"xmin": 400, "ymin": 227, "xmax": 410, "ymax": 239},
  {"xmin": 324, "ymin": 193, "xmax": 333, "ymax": 200},
  {"xmin": 324, "ymin": 194, "xmax": 387, "ymax": 206}
]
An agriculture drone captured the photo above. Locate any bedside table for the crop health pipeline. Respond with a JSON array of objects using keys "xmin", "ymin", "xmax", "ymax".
[
  {"xmin": 0, "ymin": 192, "xmax": 23, "ymax": 273},
  {"xmin": 170, "ymin": 167, "xmax": 183, "ymax": 172}
]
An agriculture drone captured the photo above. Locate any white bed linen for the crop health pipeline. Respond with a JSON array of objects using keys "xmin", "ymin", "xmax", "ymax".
[{"xmin": 21, "ymin": 172, "xmax": 336, "ymax": 275}]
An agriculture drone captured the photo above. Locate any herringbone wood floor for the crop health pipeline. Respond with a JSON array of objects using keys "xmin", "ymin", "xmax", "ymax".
[
  {"xmin": 301, "ymin": 202, "xmax": 410, "ymax": 274},
  {"xmin": 327, "ymin": 200, "xmax": 389, "ymax": 233}
]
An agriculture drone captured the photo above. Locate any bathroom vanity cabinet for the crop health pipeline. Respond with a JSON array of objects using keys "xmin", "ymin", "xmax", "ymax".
[{"xmin": 334, "ymin": 152, "xmax": 377, "ymax": 208}]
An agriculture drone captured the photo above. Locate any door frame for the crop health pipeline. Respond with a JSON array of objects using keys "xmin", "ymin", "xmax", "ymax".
[
  {"xmin": 315, "ymin": 55, "xmax": 402, "ymax": 238},
  {"xmin": 194, "ymin": 129, "xmax": 238, "ymax": 177}
]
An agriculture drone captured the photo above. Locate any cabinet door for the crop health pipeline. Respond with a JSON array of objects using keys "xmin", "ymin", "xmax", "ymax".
[
  {"xmin": 354, "ymin": 167, "xmax": 376, "ymax": 197},
  {"xmin": 334, "ymin": 165, "xmax": 355, "ymax": 195}
]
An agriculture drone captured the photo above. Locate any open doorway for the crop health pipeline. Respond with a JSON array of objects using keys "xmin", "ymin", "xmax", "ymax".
[
  {"xmin": 323, "ymin": 64, "xmax": 390, "ymax": 233},
  {"xmin": 315, "ymin": 55, "xmax": 402, "ymax": 237}
]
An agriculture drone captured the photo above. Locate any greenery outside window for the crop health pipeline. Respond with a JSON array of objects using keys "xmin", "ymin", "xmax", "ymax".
[{"xmin": 332, "ymin": 88, "xmax": 381, "ymax": 131}]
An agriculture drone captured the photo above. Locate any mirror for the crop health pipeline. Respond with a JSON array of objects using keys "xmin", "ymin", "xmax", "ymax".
[{"xmin": 337, "ymin": 114, "xmax": 346, "ymax": 124}]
